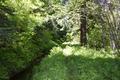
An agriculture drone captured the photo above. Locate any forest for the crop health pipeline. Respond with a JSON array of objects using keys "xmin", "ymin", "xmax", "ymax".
[{"xmin": 0, "ymin": 0, "xmax": 120, "ymax": 80}]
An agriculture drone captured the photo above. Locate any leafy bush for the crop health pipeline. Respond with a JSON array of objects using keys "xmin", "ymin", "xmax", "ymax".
[
  {"xmin": 0, "ymin": 0, "xmax": 57, "ymax": 79},
  {"xmin": 0, "ymin": 41, "xmax": 39, "ymax": 79}
]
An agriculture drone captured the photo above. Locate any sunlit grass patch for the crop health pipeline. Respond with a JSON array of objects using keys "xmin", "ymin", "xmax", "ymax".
[
  {"xmin": 32, "ymin": 46, "xmax": 120, "ymax": 80},
  {"xmin": 32, "ymin": 54, "xmax": 68, "ymax": 80},
  {"xmin": 50, "ymin": 46, "xmax": 116, "ymax": 58}
]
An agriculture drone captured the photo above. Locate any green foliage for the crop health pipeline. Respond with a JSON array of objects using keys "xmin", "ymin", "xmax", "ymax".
[
  {"xmin": 0, "ymin": 0, "xmax": 48, "ymax": 79},
  {"xmin": 88, "ymin": 24, "xmax": 103, "ymax": 48},
  {"xmin": 0, "ymin": 0, "xmax": 120, "ymax": 80},
  {"xmin": 32, "ymin": 26, "xmax": 56, "ymax": 53},
  {"xmin": 32, "ymin": 46, "xmax": 120, "ymax": 80},
  {"xmin": 0, "ymin": 0, "xmax": 64, "ymax": 79},
  {"xmin": 33, "ymin": 54, "xmax": 67, "ymax": 80}
]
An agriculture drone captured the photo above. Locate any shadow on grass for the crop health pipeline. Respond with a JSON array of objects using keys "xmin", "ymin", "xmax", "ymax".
[
  {"xmin": 33, "ymin": 54, "xmax": 120, "ymax": 80},
  {"xmin": 65, "ymin": 55, "xmax": 120, "ymax": 80}
]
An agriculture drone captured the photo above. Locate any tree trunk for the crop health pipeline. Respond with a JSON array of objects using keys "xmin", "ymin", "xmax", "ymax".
[{"xmin": 80, "ymin": 1, "xmax": 87, "ymax": 46}]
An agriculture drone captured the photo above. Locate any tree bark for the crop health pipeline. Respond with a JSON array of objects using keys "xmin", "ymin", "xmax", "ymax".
[{"xmin": 80, "ymin": 1, "xmax": 87, "ymax": 46}]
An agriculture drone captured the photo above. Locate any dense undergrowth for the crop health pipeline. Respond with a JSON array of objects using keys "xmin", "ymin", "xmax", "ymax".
[
  {"xmin": 32, "ymin": 46, "xmax": 120, "ymax": 80},
  {"xmin": 0, "ymin": 0, "xmax": 120, "ymax": 80}
]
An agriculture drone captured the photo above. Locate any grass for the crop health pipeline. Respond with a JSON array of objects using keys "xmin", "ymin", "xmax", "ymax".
[{"xmin": 32, "ymin": 46, "xmax": 120, "ymax": 80}]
